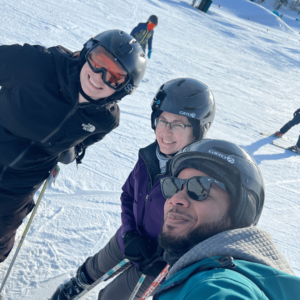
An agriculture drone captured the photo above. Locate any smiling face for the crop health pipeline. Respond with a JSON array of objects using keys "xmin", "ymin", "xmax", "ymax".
[
  {"xmin": 79, "ymin": 62, "xmax": 116, "ymax": 103},
  {"xmin": 155, "ymin": 111, "xmax": 195, "ymax": 156},
  {"xmin": 159, "ymin": 168, "xmax": 231, "ymax": 250}
]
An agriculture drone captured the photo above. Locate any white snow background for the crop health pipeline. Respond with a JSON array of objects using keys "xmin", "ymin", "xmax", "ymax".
[{"xmin": 0, "ymin": 0, "xmax": 299, "ymax": 299}]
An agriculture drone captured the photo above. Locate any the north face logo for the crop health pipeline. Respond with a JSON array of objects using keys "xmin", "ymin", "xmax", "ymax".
[{"xmin": 82, "ymin": 123, "xmax": 96, "ymax": 132}]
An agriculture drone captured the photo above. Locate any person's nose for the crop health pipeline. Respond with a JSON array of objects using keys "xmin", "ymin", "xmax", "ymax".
[
  {"xmin": 94, "ymin": 71, "xmax": 104, "ymax": 82},
  {"xmin": 167, "ymin": 188, "xmax": 190, "ymax": 208},
  {"xmin": 162, "ymin": 123, "xmax": 173, "ymax": 135}
]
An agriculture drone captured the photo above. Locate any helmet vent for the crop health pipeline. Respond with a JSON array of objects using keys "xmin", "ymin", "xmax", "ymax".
[
  {"xmin": 119, "ymin": 31, "xmax": 124, "ymax": 35},
  {"xmin": 213, "ymin": 147, "xmax": 233, "ymax": 155},
  {"xmin": 177, "ymin": 79, "xmax": 186, "ymax": 87},
  {"xmin": 129, "ymin": 38, "xmax": 137, "ymax": 44},
  {"xmin": 188, "ymin": 91, "xmax": 201, "ymax": 97},
  {"xmin": 183, "ymin": 106, "xmax": 200, "ymax": 111},
  {"xmin": 118, "ymin": 42, "xmax": 133, "ymax": 55}
]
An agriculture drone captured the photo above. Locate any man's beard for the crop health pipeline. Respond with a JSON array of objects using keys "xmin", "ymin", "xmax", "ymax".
[{"xmin": 158, "ymin": 213, "xmax": 231, "ymax": 259}]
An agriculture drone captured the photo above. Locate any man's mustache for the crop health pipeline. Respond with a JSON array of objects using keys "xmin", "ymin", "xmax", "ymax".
[{"xmin": 166, "ymin": 208, "xmax": 195, "ymax": 221}]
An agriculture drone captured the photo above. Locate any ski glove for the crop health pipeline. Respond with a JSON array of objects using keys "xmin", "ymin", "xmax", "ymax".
[
  {"xmin": 137, "ymin": 246, "xmax": 167, "ymax": 277},
  {"xmin": 75, "ymin": 142, "xmax": 86, "ymax": 166},
  {"xmin": 294, "ymin": 108, "xmax": 300, "ymax": 117},
  {"xmin": 58, "ymin": 143, "xmax": 86, "ymax": 165},
  {"xmin": 148, "ymin": 50, "xmax": 152, "ymax": 59},
  {"xmin": 123, "ymin": 231, "xmax": 154, "ymax": 263},
  {"xmin": 58, "ymin": 147, "xmax": 77, "ymax": 164}
]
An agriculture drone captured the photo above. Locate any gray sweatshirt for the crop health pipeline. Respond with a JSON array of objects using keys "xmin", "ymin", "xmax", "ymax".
[{"xmin": 167, "ymin": 226, "xmax": 294, "ymax": 279}]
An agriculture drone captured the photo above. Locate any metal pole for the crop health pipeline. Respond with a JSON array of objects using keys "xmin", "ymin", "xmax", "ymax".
[
  {"xmin": 0, "ymin": 178, "xmax": 49, "ymax": 296},
  {"xmin": 128, "ymin": 274, "xmax": 147, "ymax": 300},
  {"xmin": 139, "ymin": 265, "xmax": 169, "ymax": 300},
  {"xmin": 72, "ymin": 259, "xmax": 130, "ymax": 300}
]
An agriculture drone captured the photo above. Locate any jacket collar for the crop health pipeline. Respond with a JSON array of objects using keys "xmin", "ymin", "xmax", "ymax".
[
  {"xmin": 139, "ymin": 141, "xmax": 161, "ymax": 190},
  {"xmin": 167, "ymin": 227, "xmax": 294, "ymax": 279}
]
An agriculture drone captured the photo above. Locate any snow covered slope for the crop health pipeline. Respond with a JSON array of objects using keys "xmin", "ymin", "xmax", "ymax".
[
  {"xmin": 262, "ymin": 0, "xmax": 300, "ymax": 32},
  {"xmin": 213, "ymin": 0, "xmax": 297, "ymax": 33},
  {"xmin": 0, "ymin": 0, "xmax": 299, "ymax": 299}
]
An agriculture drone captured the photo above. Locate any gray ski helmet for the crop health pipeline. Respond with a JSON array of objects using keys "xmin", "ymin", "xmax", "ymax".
[
  {"xmin": 151, "ymin": 78, "xmax": 215, "ymax": 140},
  {"xmin": 148, "ymin": 15, "xmax": 159, "ymax": 26},
  {"xmin": 168, "ymin": 139, "xmax": 265, "ymax": 229},
  {"xmin": 79, "ymin": 30, "xmax": 146, "ymax": 103}
]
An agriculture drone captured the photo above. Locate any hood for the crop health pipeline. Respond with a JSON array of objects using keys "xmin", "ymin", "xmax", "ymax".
[
  {"xmin": 48, "ymin": 46, "xmax": 80, "ymax": 106},
  {"xmin": 167, "ymin": 227, "xmax": 294, "ymax": 279}
]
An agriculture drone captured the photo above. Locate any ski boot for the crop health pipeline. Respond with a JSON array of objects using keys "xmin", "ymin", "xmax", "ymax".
[
  {"xmin": 291, "ymin": 145, "xmax": 300, "ymax": 153},
  {"xmin": 274, "ymin": 131, "xmax": 283, "ymax": 137},
  {"xmin": 50, "ymin": 265, "xmax": 92, "ymax": 300}
]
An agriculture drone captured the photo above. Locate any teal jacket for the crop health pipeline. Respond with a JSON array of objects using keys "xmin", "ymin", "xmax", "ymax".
[
  {"xmin": 153, "ymin": 228, "xmax": 299, "ymax": 300},
  {"xmin": 153, "ymin": 256, "xmax": 300, "ymax": 300}
]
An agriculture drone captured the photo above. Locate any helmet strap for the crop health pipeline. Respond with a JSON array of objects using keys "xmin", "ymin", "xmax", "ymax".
[
  {"xmin": 78, "ymin": 81, "xmax": 107, "ymax": 104},
  {"xmin": 77, "ymin": 80, "xmax": 128, "ymax": 108}
]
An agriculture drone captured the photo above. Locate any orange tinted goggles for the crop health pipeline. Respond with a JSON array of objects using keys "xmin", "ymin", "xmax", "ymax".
[{"xmin": 86, "ymin": 44, "xmax": 129, "ymax": 90}]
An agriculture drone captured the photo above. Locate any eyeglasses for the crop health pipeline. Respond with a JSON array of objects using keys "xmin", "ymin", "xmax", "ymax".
[
  {"xmin": 161, "ymin": 176, "xmax": 227, "ymax": 201},
  {"xmin": 155, "ymin": 118, "xmax": 192, "ymax": 133},
  {"xmin": 86, "ymin": 44, "xmax": 129, "ymax": 91}
]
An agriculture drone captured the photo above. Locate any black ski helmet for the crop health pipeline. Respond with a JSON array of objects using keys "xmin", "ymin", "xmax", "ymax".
[
  {"xmin": 148, "ymin": 15, "xmax": 159, "ymax": 26},
  {"xmin": 79, "ymin": 30, "xmax": 146, "ymax": 105},
  {"xmin": 151, "ymin": 78, "xmax": 215, "ymax": 140},
  {"xmin": 168, "ymin": 139, "xmax": 265, "ymax": 229}
]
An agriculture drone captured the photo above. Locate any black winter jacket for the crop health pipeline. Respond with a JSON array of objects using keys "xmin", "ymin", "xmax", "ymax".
[{"xmin": 0, "ymin": 44, "xmax": 120, "ymax": 194}]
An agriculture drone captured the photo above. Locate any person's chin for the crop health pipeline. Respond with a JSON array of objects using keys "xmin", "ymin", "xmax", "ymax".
[
  {"xmin": 164, "ymin": 223, "xmax": 190, "ymax": 235},
  {"xmin": 83, "ymin": 86, "xmax": 103, "ymax": 100},
  {"xmin": 159, "ymin": 144, "xmax": 178, "ymax": 155}
]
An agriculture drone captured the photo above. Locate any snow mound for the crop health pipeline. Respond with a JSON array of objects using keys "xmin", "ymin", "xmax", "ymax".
[{"xmin": 212, "ymin": 0, "xmax": 296, "ymax": 33}]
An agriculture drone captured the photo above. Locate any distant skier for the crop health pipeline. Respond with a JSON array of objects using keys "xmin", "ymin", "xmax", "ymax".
[
  {"xmin": 50, "ymin": 78, "xmax": 216, "ymax": 300},
  {"xmin": 0, "ymin": 30, "xmax": 146, "ymax": 263},
  {"xmin": 274, "ymin": 108, "xmax": 300, "ymax": 152},
  {"xmin": 130, "ymin": 15, "xmax": 158, "ymax": 59}
]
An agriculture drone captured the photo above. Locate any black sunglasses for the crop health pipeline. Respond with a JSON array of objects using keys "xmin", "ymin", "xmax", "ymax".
[{"xmin": 161, "ymin": 176, "xmax": 227, "ymax": 201}]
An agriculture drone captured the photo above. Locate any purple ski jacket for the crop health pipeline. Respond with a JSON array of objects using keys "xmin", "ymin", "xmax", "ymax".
[{"xmin": 117, "ymin": 141, "xmax": 168, "ymax": 254}]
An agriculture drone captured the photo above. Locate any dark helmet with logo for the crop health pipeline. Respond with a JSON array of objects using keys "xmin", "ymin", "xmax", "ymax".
[
  {"xmin": 169, "ymin": 139, "xmax": 265, "ymax": 229},
  {"xmin": 79, "ymin": 30, "xmax": 147, "ymax": 105},
  {"xmin": 151, "ymin": 78, "xmax": 215, "ymax": 140},
  {"xmin": 148, "ymin": 15, "xmax": 159, "ymax": 26}
]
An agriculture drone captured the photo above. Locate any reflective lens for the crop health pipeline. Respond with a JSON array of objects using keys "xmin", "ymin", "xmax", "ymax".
[
  {"xmin": 161, "ymin": 176, "xmax": 226, "ymax": 201},
  {"xmin": 161, "ymin": 177, "xmax": 182, "ymax": 198},
  {"xmin": 87, "ymin": 45, "xmax": 129, "ymax": 89},
  {"xmin": 186, "ymin": 177, "xmax": 211, "ymax": 200}
]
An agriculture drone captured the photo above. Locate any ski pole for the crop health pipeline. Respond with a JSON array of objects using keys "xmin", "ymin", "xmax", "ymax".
[
  {"xmin": 0, "ymin": 165, "xmax": 60, "ymax": 296},
  {"xmin": 139, "ymin": 265, "xmax": 169, "ymax": 300},
  {"xmin": 128, "ymin": 274, "xmax": 147, "ymax": 300},
  {"xmin": 72, "ymin": 258, "xmax": 130, "ymax": 300}
]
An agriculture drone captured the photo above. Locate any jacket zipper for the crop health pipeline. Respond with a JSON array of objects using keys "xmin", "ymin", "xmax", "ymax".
[
  {"xmin": 0, "ymin": 141, "xmax": 35, "ymax": 181},
  {"xmin": 41, "ymin": 102, "xmax": 79, "ymax": 143},
  {"xmin": 0, "ymin": 100, "xmax": 80, "ymax": 183},
  {"xmin": 138, "ymin": 145, "xmax": 167, "ymax": 230},
  {"xmin": 140, "ymin": 29, "xmax": 149, "ymax": 45},
  {"xmin": 139, "ymin": 150, "xmax": 168, "ymax": 197}
]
